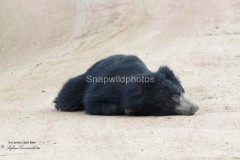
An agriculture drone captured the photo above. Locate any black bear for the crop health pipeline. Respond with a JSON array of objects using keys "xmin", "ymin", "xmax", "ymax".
[{"xmin": 54, "ymin": 55, "xmax": 199, "ymax": 116}]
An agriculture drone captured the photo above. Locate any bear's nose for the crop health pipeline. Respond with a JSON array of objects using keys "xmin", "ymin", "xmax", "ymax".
[{"xmin": 190, "ymin": 105, "xmax": 199, "ymax": 115}]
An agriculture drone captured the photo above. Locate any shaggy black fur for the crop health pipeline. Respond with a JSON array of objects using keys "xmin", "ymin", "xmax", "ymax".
[{"xmin": 54, "ymin": 55, "xmax": 185, "ymax": 116}]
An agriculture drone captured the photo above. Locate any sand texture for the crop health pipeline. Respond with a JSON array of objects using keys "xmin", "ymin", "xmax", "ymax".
[{"xmin": 0, "ymin": 0, "xmax": 240, "ymax": 159}]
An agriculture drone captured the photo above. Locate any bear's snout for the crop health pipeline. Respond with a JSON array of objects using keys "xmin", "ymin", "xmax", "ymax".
[
  {"xmin": 190, "ymin": 104, "xmax": 199, "ymax": 115},
  {"xmin": 175, "ymin": 96, "xmax": 199, "ymax": 115}
]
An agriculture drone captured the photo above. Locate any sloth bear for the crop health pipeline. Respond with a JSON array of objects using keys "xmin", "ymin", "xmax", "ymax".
[{"xmin": 54, "ymin": 55, "xmax": 199, "ymax": 116}]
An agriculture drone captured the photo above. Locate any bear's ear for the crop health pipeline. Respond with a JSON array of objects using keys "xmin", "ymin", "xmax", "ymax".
[
  {"xmin": 158, "ymin": 66, "xmax": 185, "ymax": 93},
  {"xmin": 157, "ymin": 66, "xmax": 176, "ymax": 80}
]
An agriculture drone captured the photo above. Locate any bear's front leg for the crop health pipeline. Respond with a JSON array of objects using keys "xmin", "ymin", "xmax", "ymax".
[
  {"xmin": 85, "ymin": 101, "xmax": 124, "ymax": 115},
  {"xmin": 124, "ymin": 110, "xmax": 142, "ymax": 116}
]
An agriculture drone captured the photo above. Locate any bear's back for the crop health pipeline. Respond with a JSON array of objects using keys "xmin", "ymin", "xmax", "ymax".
[{"xmin": 85, "ymin": 55, "xmax": 150, "ymax": 77}]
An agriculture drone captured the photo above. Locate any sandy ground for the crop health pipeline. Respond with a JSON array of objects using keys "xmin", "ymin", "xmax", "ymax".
[{"xmin": 0, "ymin": 0, "xmax": 240, "ymax": 159}]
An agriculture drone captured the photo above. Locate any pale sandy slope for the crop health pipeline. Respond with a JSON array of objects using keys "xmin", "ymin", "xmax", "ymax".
[{"xmin": 0, "ymin": 0, "xmax": 240, "ymax": 159}]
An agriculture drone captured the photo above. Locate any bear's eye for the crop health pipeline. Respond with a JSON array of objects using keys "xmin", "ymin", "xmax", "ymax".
[{"xmin": 171, "ymin": 94, "xmax": 181, "ymax": 103}]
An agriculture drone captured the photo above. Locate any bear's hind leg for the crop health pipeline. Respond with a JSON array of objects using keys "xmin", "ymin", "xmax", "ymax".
[{"xmin": 54, "ymin": 74, "xmax": 88, "ymax": 111}]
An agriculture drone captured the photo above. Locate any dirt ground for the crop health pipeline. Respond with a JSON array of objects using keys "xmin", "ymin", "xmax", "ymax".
[{"xmin": 0, "ymin": 0, "xmax": 240, "ymax": 159}]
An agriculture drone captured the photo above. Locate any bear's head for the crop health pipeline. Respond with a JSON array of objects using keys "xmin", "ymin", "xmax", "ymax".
[{"xmin": 123, "ymin": 66, "xmax": 199, "ymax": 116}]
